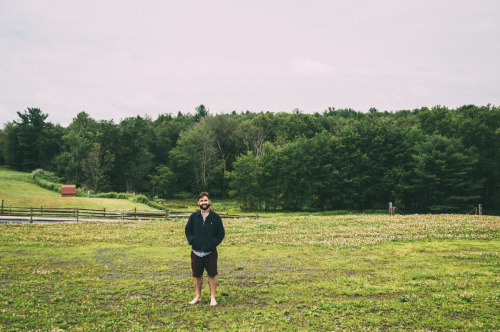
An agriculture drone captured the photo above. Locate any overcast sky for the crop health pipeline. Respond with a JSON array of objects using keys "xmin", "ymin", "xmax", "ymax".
[{"xmin": 1, "ymin": 0, "xmax": 499, "ymax": 127}]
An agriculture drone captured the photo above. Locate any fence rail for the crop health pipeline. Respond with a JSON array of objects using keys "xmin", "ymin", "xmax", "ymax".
[
  {"xmin": 0, "ymin": 205, "xmax": 171, "ymax": 222},
  {"xmin": 466, "ymin": 204, "xmax": 483, "ymax": 215},
  {"xmin": 0, "ymin": 203, "xmax": 259, "ymax": 223}
]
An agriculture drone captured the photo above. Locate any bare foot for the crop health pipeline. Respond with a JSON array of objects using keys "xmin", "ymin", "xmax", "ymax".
[
  {"xmin": 189, "ymin": 297, "xmax": 201, "ymax": 305},
  {"xmin": 210, "ymin": 298, "xmax": 217, "ymax": 306}
]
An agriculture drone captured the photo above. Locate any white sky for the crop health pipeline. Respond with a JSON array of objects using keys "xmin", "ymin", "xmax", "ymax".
[{"xmin": 1, "ymin": 0, "xmax": 499, "ymax": 127}]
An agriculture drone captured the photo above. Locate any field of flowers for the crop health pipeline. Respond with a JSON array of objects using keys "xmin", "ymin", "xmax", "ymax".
[
  {"xmin": 1, "ymin": 214, "xmax": 499, "ymax": 330},
  {"xmin": 2, "ymin": 214, "xmax": 497, "ymax": 248}
]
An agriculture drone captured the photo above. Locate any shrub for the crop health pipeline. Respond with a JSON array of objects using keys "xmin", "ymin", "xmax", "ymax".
[
  {"xmin": 97, "ymin": 192, "xmax": 118, "ymax": 199},
  {"xmin": 133, "ymin": 195, "xmax": 150, "ymax": 204},
  {"xmin": 76, "ymin": 189, "xmax": 88, "ymax": 197},
  {"xmin": 130, "ymin": 195, "xmax": 166, "ymax": 210},
  {"xmin": 32, "ymin": 170, "xmax": 62, "ymax": 193},
  {"xmin": 147, "ymin": 201, "xmax": 166, "ymax": 210}
]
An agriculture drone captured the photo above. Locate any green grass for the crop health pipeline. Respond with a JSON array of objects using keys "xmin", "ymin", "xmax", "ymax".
[
  {"xmin": 0, "ymin": 166, "xmax": 155, "ymax": 211},
  {"xmin": 1, "ymin": 214, "xmax": 499, "ymax": 331},
  {"xmin": 1, "ymin": 166, "xmax": 499, "ymax": 330},
  {"xmin": 0, "ymin": 166, "xmax": 240, "ymax": 214}
]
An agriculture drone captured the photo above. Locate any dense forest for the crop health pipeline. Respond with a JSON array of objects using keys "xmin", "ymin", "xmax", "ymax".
[{"xmin": 1, "ymin": 105, "xmax": 499, "ymax": 213}]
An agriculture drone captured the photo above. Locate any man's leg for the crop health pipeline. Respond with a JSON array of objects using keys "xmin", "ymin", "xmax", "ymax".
[
  {"xmin": 209, "ymin": 275, "xmax": 217, "ymax": 306},
  {"xmin": 190, "ymin": 251, "xmax": 203, "ymax": 304},
  {"xmin": 205, "ymin": 250, "xmax": 219, "ymax": 306},
  {"xmin": 189, "ymin": 277, "xmax": 203, "ymax": 304}
]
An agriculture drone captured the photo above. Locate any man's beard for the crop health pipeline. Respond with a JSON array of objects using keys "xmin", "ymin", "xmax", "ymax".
[{"xmin": 200, "ymin": 203, "xmax": 210, "ymax": 210}]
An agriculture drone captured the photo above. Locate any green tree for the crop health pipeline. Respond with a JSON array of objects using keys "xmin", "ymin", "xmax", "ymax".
[
  {"xmin": 229, "ymin": 142, "xmax": 282, "ymax": 211},
  {"xmin": 0, "ymin": 129, "xmax": 4, "ymax": 164},
  {"xmin": 205, "ymin": 115, "xmax": 244, "ymax": 197},
  {"xmin": 149, "ymin": 164, "xmax": 175, "ymax": 198},
  {"xmin": 308, "ymin": 132, "xmax": 340, "ymax": 210},
  {"xmin": 152, "ymin": 113, "xmax": 192, "ymax": 166},
  {"xmin": 4, "ymin": 108, "xmax": 61, "ymax": 171},
  {"xmin": 409, "ymin": 135, "xmax": 480, "ymax": 211},
  {"xmin": 169, "ymin": 119, "xmax": 218, "ymax": 193},
  {"xmin": 240, "ymin": 120, "xmax": 268, "ymax": 156},
  {"xmin": 115, "ymin": 116, "xmax": 154, "ymax": 193},
  {"xmin": 335, "ymin": 116, "xmax": 412, "ymax": 210},
  {"xmin": 417, "ymin": 105, "xmax": 458, "ymax": 137},
  {"xmin": 455, "ymin": 105, "xmax": 500, "ymax": 210},
  {"xmin": 279, "ymin": 137, "xmax": 313, "ymax": 210},
  {"xmin": 55, "ymin": 112, "xmax": 97, "ymax": 184},
  {"xmin": 279, "ymin": 132, "xmax": 339, "ymax": 210},
  {"xmin": 273, "ymin": 112, "xmax": 322, "ymax": 141},
  {"xmin": 38, "ymin": 123, "xmax": 65, "ymax": 170},
  {"xmin": 258, "ymin": 143, "xmax": 281, "ymax": 211},
  {"xmin": 336, "ymin": 119, "xmax": 382, "ymax": 209},
  {"xmin": 228, "ymin": 151, "xmax": 261, "ymax": 211},
  {"xmin": 194, "ymin": 104, "xmax": 209, "ymax": 121},
  {"xmin": 3, "ymin": 122, "xmax": 22, "ymax": 168},
  {"xmin": 82, "ymin": 143, "xmax": 113, "ymax": 193}
]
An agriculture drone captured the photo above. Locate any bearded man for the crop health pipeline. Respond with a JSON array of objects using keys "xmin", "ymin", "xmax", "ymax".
[{"xmin": 185, "ymin": 192, "xmax": 225, "ymax": 306}]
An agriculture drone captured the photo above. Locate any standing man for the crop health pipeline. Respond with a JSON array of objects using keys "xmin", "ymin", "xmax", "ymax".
[{"xmin": 185, "ymin": 192, "xmax": 225, "ymax": 306}]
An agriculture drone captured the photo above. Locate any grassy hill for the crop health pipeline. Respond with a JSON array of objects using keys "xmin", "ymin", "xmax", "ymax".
[
  {"xmin": 0, "ymin": 166, "xmax": 154, "ymax": 210},
  {"xmin": 0, "ymin": 166, "xmax": 246, "ymax": 214}
]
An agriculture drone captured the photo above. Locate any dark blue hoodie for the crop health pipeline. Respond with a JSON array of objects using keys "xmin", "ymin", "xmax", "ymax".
[{"xmin": 185, "ymin": 210, "xmax": 225, "ymax": 252}]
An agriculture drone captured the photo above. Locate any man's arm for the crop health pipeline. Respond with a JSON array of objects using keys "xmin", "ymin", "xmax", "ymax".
[
  {"xmin": 214, "ymin": 215, "xmax": 225, "ymax": 246},
  {"xmin": 185, "ymin": 214, "xmax": 194, "ymax": 245}
]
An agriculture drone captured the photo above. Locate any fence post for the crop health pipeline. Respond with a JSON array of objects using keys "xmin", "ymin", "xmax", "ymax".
[
  {"xmin": 76, "ymin": 208, "xmax": 79, "ymax": 222},
  {"xmin": 1, "ymin": 199, "xmax": 3, "ymax": 215},
  {"xmin": 103, "ymin": 208, "xmax": 106, "ymax": 218},
  {"xmin": 479, "ymin": 204, "xmax": 482, "ymax": 215},
  {"xmin": 134, "ymin": 208, "xmax": 137, "ymax": 219},
  {"xmin": 165, "ymin": 210, "xmax": 169, "ymax": 221},
  {"xmin": 389, "ymin": 202, "xmax": 393, "ymax": 216},
  {"xmin": 30, "ymin": 207, "xmax": 33, "ymax": 223}
]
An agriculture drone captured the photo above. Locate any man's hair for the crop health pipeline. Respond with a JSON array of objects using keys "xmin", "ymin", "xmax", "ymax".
[{"xmin": 198, "ymin": 192, "xmax": 210, "ymax": 200}]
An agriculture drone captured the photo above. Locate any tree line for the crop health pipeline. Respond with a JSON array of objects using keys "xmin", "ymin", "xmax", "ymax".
[{"xmin": 1, "ymin": 104, "xmax": 499, "ymax": 213}]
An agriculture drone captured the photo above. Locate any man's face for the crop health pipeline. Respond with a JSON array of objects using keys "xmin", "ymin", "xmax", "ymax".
[{"xmin": 198, "ymin": 196, "xmax": 211, "ymax": 211}]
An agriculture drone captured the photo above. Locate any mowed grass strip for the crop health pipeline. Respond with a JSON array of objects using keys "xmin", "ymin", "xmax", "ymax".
[{"xmin": 1, "ymin": 214, "xmax": 499, "ymax": 331}]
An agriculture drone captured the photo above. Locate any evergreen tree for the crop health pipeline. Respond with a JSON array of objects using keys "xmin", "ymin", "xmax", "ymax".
[
  {"xmin": 3, "ymin": 108, "xmax": 60, "ymax": 171},
  {"xmin": 409, "ymin": 135, "xmax": 480, "ymax": 211}
]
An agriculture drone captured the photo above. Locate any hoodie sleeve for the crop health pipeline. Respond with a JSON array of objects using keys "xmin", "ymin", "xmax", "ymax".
[
  {"xmin": 185, "ymin": 214, "xmax": 194, "ymax": 245},
  {"xmin": 214, "ymin": 215, "xmax": 225, "ymax": 247}
]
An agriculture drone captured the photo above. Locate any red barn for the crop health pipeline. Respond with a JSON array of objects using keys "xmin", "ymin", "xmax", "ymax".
[{"xmin": 61, "ymin": 185, "xmax": 76, "ymax": 197}]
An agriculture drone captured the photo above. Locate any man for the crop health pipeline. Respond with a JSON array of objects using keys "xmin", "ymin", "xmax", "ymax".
[{"xmin": 185, "ymin": 192, "xmax": 225, "ymax": 306}]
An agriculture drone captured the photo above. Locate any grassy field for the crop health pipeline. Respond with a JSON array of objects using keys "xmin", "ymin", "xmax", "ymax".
[
  {"xmin": 0, "ymin": 166, "xmax": 162, "ymax": 211},
  {"xmin": 1, "ymin": 214, "xmax": 499, "ymax": 331},
  {"xmin": 1, "ymin": 166, "xmax": 499, "ymax": 330}
]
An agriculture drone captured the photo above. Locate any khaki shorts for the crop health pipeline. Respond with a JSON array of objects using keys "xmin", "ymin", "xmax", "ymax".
[{"xmin": 191, "ymin": 249, "xmax": 218, "ymax": 277}]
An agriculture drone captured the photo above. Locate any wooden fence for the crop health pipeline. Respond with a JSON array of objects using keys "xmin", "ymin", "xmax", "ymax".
[
  {"xmin": 466, "ymin": 204, "xmax": 483, "ymax": 215},
  {"xmin": 389, "ymin": 202, "xmax": 484, "ymax": 216},
  {"xmin": 388, "ymin": 202, "xmax": 404, "ymax": 216},
  {"xmin": 0, "ymin": 206, "xmax": 170, "ymax": 222},
  {"xmin": 0, "ymin": 201, "xmax": 259, "ymax": 223}
]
